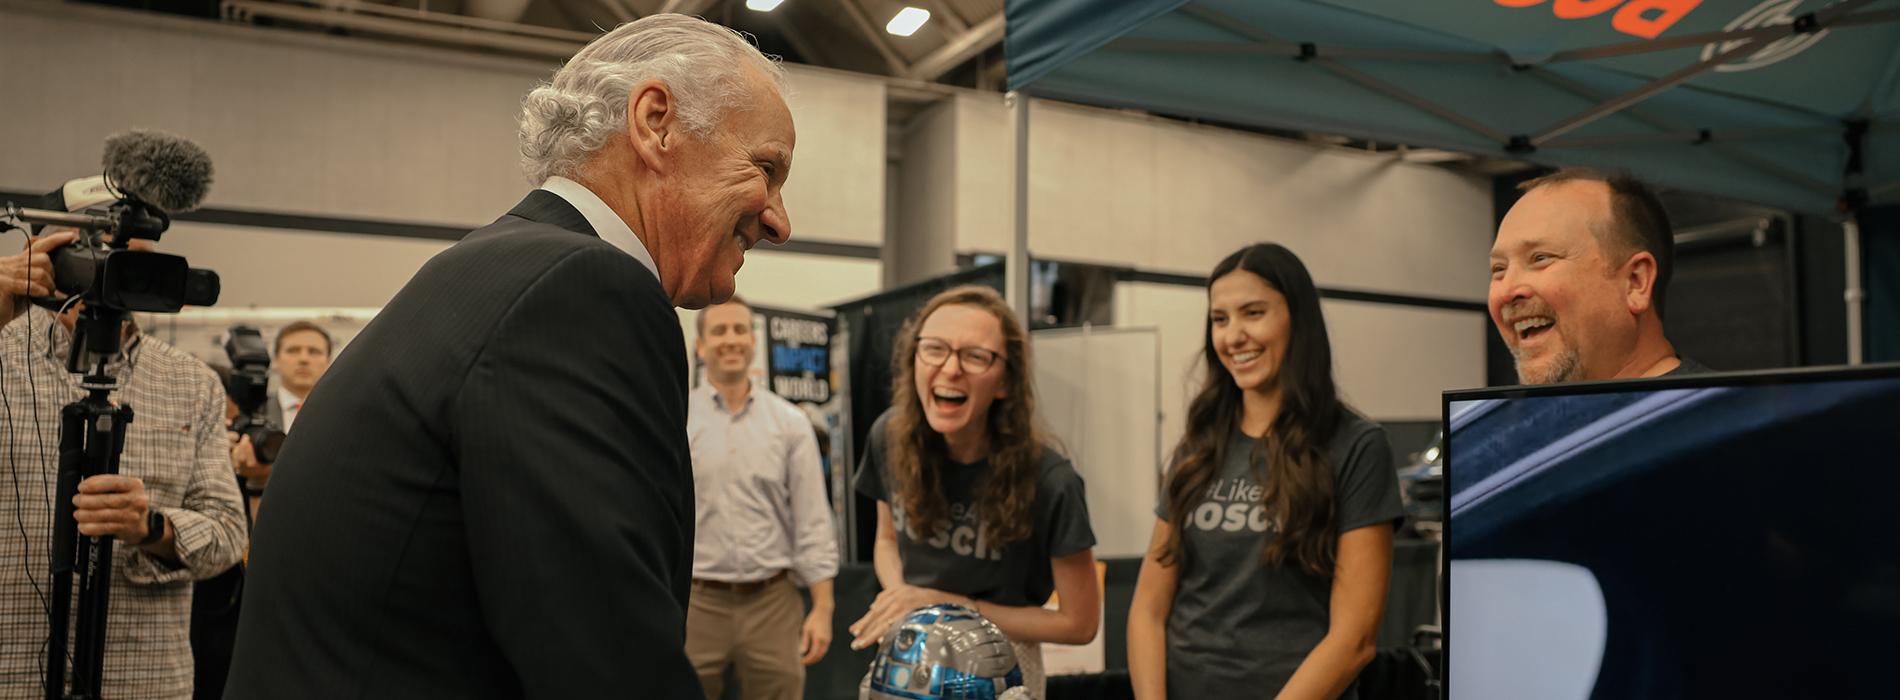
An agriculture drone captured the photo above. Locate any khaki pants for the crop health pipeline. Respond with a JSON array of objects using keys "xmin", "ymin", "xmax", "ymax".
[{"xmin": 685, "ymin": 576, "xmax": 805, "ymax": 700}]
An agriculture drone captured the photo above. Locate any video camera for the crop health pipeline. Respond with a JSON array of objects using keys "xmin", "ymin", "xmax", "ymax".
[
  {"xmin": 3, "ymin": 131, "xmax": 221, "ymax": 372},
  {"xmin": 224, "ymin": 325, "xmax": 286, "ymax": 465}
]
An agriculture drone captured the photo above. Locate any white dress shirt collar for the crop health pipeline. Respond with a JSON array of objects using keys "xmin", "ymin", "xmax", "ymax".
[
  {"xmin": 537, "ymin": 176, "xmax": 659, "ymax": 281},
  {"xmin": 277, "ymin": 385, "xmax": 305, "ymax": 431}
]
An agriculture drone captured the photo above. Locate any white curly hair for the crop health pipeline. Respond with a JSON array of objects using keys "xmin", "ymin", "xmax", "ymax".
[{"xmin": 517, "ymin": 14, "xmax": 785, "ymax": 185}]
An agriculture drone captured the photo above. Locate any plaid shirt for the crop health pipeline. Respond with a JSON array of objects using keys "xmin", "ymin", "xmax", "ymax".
[{"xmin": 1, "ymin": 309, "xmax": 248, "ymax": 699}]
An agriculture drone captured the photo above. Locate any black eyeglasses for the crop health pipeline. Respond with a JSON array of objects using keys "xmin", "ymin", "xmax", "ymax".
[{"xmin": 915, "ymin": 337, "xmax": 1002, "ymax": 373}]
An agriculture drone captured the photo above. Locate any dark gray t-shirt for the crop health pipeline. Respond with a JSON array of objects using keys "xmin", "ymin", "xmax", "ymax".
[
  {"xmin": 1157, "ymin": 411, "xmax": 1403, "ymax": 699},
  {"xmin": 1664, "ymin": 356, "xmax": 1714, "ymax": 376},
  {"xmin": 854, "ymin": 411, "xmax": 1096, "ymax": 607}
]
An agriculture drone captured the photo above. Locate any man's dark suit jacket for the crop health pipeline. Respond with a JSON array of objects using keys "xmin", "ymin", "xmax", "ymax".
[{"xmin": 225, "ymin": 190, "xmax": 698, "ymax": 698}]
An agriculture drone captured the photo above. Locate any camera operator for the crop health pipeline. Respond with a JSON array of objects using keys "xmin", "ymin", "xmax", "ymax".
[
  {"xmin": 228, "ymin": 321, "xmax": 332, "ymax": 517},
  {"xmin": 1, "ymin": 228, "xmax": 249, "ymax": 699}
]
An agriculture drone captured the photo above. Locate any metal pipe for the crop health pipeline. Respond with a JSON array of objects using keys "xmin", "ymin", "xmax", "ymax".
[
  {"xmin": 1845, "ymin": 217, "xmax": 1865, "ymax": 365},
  {"xmin": 1008, "ymin": 91, "xmax": 1032, "ymax": 324},
  {"xmin": 1314, "ymin": 58, "xmax": 1509, "ymax": 144},
  {"xmin": 907, "ymin": 12, "xmax": 1004, "ymax": 82},
  {"xmin": 245, "ymin": 0, "xmax": 598, "ymax": 42},
  {"xmin": 839, "ymin": 0, "xmax": 910, "ymax": 76},
  {"xmin": 1547, "ymin": 7, "xmax": 1900, "ymax": 63},
  {"xmin": 1531, "ymin": 0, "xmax": 1878, "ymax": 145},
  {"xmin": 224, "ymin": 1, "xmax": 588, "ymax": 58}
]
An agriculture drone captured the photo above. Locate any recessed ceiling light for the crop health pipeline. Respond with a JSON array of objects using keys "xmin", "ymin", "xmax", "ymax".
[{"xmin": 886, "ymin": 7, "xmax": 930, "ymax": 37}]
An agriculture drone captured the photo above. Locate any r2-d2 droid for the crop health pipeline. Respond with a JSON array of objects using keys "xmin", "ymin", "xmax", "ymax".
[{"xmin": 859, "ymin": 604, "xmax": 1035, "ymax": 700}]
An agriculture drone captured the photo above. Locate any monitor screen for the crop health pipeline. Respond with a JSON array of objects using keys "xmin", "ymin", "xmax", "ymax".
[{"xmin": 1443, "ymin": 366, "xmax": 1900, "ymax": 699}]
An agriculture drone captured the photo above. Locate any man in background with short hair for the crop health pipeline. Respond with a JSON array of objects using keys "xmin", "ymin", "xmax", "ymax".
[
  {"xmin": 229, "ymin": 319, "xmax": 332, "ymax": 514},
  {"xmin": 686, "ymin": 296, "xmax": 838, "ymax": 700},
  {"xmin": 1488, "ymin": 168, "xmax": 1711, "ymax": 384}
]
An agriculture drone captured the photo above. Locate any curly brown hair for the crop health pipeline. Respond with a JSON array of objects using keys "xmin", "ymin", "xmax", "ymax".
[{"xmin": 884, "ymin": 285, "xmax": 1044, "ymax": 550}]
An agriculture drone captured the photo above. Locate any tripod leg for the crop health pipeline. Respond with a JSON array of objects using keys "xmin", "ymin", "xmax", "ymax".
[
  {"xmin": 73, "ymin": 535, "xmax": 113, "ymax": 699},
  {"xmin": 70, "ymin": 403, "xmax": 129, "ymax": 700},
  {"xmin": 46, "ymin": 405, "xmax": 86, "ymax": 700}
]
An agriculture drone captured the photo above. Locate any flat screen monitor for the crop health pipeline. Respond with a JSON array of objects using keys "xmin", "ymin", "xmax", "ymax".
[{"xmin": 1443, "ymin": 364, "xmax": 1900, "ymax": 699}]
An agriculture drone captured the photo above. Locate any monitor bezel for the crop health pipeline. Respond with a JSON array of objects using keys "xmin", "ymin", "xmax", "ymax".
[{"xmin": 1437, "ymin": 360, "xmax": 1900, "ymax": 699}]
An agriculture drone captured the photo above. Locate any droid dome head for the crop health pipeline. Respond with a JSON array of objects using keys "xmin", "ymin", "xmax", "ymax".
[{"xmin": 859, "ymin": 604, "xmax": 1030, "ymax": 700}]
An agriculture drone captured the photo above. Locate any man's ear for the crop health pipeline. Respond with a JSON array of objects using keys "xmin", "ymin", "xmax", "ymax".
[
  {"xmin": 627, "ymin": 79, "xmax": 677, "ymax": 174},
  {"xmin": 1623, "ymin": 251, "xmax": 1659, "ymax": 316}
]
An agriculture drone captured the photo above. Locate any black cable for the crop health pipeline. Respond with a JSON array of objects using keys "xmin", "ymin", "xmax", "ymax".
[{"xmin": 2, "ymin": 222, "xmax": 62, "ymax": 678}]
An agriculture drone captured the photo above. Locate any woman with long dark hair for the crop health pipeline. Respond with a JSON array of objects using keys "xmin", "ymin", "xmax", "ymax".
[
  {"xmin": 1127, "ymin": 244, "xmax": 1403, "ymax": 699},
  {"xmin": 847, "ymin": 285, "xmax": 1101, "ymax": 698}
]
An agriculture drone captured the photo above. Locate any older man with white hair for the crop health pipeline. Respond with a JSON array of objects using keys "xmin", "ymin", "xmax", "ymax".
[{"xmin": 227, "ymin": 14, "xmax": 794, "ymax": 698}]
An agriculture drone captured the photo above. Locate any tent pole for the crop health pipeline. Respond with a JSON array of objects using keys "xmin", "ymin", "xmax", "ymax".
[
  {"xmin": 1526, "ymin": 68, "xmax": 1841, "ymax": 197},
  {"xmin": 1007, "ymin": 91, "xmax": 1032, "ymax": 324},
  {"xmin": 1531, "ymin": 0, "xmax": 1877, "ymax": 146},
  {"xmin": 1313, "ymin": 59, "xmax": 1508, "ymax": 144},
  {"xmin": 1870, "ymin": 180, "xmax": 1900, "ymax": 201},
  {"xmin": 1529, "ymin": 38, "xmax": 1769, "ymax": 146},
  {"xmin": 1546, "ymin": 7, "xmax": 1899, "ymax": 63},
  {"xmin": 1845, "ymin": 217, "xmax": 1866, "ymax": 365}
]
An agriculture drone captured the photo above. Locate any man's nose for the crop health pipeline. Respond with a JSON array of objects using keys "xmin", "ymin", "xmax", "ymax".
[{"xmin": 759, "ymin": 193, "xmax": 790, "ymax": 245}]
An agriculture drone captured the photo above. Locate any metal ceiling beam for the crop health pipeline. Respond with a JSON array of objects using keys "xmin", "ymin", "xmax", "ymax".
[
  {"xmin": 237, "ymin": 0, "xmax": 597, "ymax": 41},
  {"xmin": 923, "ymin": 0, "xmax": 968, "ymax": 34},
  {"xmin": 224, "ymin": 0, "xmax": 591, "ymax": 55},
  {"xmin": 906, "ymin": 11, "xmax": 1003, "ymax": 81},
  {"xmin": 840, "ymin": 0, "xmax": 910, "ymax": 76}
]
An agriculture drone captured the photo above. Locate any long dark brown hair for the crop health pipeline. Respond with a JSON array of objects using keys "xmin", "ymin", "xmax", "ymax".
[
  {"xmin": 885, "ymin": 285, "xmax": 1044, "ymax": 549},
  {"xmin": 1159, "ymin": 244, "xmax": 1344, "ymax": 576}
]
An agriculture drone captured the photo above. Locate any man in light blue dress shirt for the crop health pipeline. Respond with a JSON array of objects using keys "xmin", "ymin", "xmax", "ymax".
[{"xmin": 685, "ymin": 296, "xmax": 840, "ymax": 700}]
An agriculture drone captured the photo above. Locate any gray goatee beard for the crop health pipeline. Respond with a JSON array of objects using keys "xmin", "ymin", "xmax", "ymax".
[{"xmin": 1514, "ymin": 346, "xmax": 1581, "ymax": 385}]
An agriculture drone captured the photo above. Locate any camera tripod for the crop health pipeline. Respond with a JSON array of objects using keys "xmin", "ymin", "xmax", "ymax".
[{"xmin": 44, "ymin": 305, "xmax": 136, "ymax": 700}]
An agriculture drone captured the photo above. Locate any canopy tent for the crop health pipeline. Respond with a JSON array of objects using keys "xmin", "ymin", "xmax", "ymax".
[
  {"xmin": 1003, "ymin": 0, "xmax": 1900, "ymax": 360},
  {"xmin": 1007, "ymin": 0, "xmax": 1900, "ymax": 214}
]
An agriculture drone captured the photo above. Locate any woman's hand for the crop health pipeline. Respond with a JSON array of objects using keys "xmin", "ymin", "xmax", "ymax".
[{"xmin": 847, "ymin": 585, "xmax": 972, "ymax": 650}]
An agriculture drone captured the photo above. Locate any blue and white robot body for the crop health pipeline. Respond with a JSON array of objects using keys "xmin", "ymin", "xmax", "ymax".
[{"xmin": 860, "ymin": 604, "xmax": 1036, "ymax": 700}]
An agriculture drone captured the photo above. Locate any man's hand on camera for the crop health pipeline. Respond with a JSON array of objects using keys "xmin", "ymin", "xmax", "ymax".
[
  {"xmin": 1, "ymin": 230, "xmax": 77, "ymax": 324},
  {"xmin": 229, "ymin": 431, "xmax": 271, "ymax": 481}
]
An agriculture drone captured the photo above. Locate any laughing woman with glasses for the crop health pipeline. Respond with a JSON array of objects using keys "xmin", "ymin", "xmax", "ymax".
[{"xmin": 848, "ymin": 285, "xmax": 1101, "ymax": 698}]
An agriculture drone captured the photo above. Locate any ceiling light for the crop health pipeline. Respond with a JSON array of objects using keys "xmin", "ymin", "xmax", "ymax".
[
  {"xmin": 746, "ymin": 0, "xmax": 784, "ymax": 11},
  {"xmin": 886, "ymin": 7, "xmax": 929, "ymax": 36}
]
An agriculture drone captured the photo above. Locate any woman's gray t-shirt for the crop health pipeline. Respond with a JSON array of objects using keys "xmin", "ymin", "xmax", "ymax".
[
  {"xmin": 855, "ymin": 411, "xmax": 1097, "ymax": 607},
  {"xmin": 1157, "ymin": 412, "xmax": 1403, "ymax": 698}
]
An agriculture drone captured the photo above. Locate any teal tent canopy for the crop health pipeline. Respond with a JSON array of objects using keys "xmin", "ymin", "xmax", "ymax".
[{"xmin": 1006, "ymin": 0, "xmax": 1900, "ymax": 215}]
